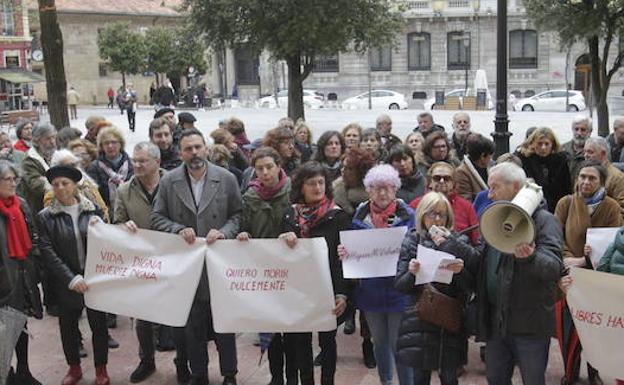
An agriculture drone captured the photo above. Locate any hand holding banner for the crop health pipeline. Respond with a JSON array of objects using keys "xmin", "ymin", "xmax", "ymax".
[
  {"xmin": 340, "ymin": 227, "xmax": 407, "ymax": 278},
  {"xmin": 84, "ymin": 222, "xmax": 205, "ymax": 327},
  {"xmin": 586, "ymin": 227, "xmax": 619, "ymax": 268},
  {"xmin": 567, "ymin": 268, "xmax": 624, "ymax": 379},
  {"xmin": 204, "ymin": 238, "xmax": 337, "ymax": 333},
  {"xmin": 415, "ymin": 244, "xmax": 456, "ymax": 285}
]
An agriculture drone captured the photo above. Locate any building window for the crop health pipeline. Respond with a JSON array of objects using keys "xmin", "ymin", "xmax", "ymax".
[
  {"xmin": 5, "ymin": 55, "xmax": 19, "ymax": 68},
  {"xmin": 1, "ymin": 2, "xmax": 14, "ymax": 36},
  {"xmin": 510, "ymin": 30, "xmax": 538, "ymax": 69},
  {"xmin": 407, "ymin": 32, "xmax": 431, "ymax": 70},
  {"xmin": 369, "ymin": 47, "xmax": 391, "ymax": 71},
  {"xmin": 98, "ymin": 63, "xmax": 108, "ymax": 77},
  {"xmin": 313, "ymin": 54, "xmax": 339, "ymax": 72},
  {"xmin": 447, "ymin": 32, "xmax": 470, "ymax": 70},
  {"xmin": 234, "ymin": 47, "xmax": 260, "ymax": 85}
]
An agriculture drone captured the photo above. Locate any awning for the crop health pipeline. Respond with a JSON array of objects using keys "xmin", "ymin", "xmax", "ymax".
[{"xmin": 0, "ymin": 69, "xmax": 45, "ymax": 84}]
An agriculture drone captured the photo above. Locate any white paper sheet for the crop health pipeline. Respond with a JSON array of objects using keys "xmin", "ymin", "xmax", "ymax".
[
  {"xmin": 586, "ymin": 227, "xmax": 619, "ymax": 268},
  {"xmin": 415, "ymin": 244, "xmax": 456, "ymax": 285},
  {"xmin": 340, "ymin": 227, "xmax": 408, "ymax": 278}
]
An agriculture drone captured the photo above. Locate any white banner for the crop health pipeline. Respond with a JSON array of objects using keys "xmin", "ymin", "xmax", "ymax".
[
  {"xmin": 84, "ymin": 222, "xmax": 205, "ymax": 327},
  {"xmin": 586, "ymin": 227, "xmax": 619, "ymax": 268},
  {"xmin": 204, "ymin": 238, "xmax": 337, "ymax": 333},
  {"xmin": 415, "ymin": 244, "xmax": 456, "ymax": 285},
  {"xmin": 567, "ymin": 268, "xmax": 624, "ymax": 379},
  {"xmin": 340, "ymin": 227, "xmax": 407, "ymax": 278}
]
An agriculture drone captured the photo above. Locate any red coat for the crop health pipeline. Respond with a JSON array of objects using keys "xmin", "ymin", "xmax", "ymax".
[
  {"xmin": 13, "ymin": 139, "xmax": 29, "ymax": 152},
  {"xmin": 409, "ymin": 191, "xmax": 480, "ymax": 245}
]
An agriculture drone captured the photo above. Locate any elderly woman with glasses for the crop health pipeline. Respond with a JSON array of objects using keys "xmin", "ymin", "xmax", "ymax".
[
  {"xmin": 0, "ymin": 160, "xmax": 42, "ymax": 385},
  {"xmin": 338, "ymin": 164, "xmax": 415, "ymax": 385},
  {"xmin": 395, "ymin": 191, "xmax": 480, "ymax": 385},
  {"xmin": 421, "ymin": 132, "xmax": 459, "ymax": 176},
  {"xmin": 410, "ymin": 162, "xmax": 480, "ymax": 246}
]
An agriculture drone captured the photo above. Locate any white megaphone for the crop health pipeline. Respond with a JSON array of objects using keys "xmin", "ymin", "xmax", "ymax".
[{"xmin": 480, "ymin": 181, "xmax": 544, "ymax": 254}]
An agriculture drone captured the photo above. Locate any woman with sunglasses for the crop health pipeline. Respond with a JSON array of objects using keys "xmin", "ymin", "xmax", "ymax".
[{"xmin": 409, "ymin": 162, "xmax": 479, "ymax": 246}]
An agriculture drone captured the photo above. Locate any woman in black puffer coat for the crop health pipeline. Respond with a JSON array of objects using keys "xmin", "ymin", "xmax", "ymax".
[{"xmin": 394, "ymin": 191, "xmax": 481, "ymax": 385}]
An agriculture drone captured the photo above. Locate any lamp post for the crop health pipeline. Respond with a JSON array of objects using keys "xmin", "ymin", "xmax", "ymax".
[
  {"xmin": 463, "ymin": 35, "xmax": 470, "ymax": 96},
  {"xmin": 492, "ymin": 0, "xmax": 511, "ymax": 158}
]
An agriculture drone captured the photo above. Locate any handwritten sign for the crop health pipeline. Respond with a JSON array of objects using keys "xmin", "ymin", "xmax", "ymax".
[
  {"xmin": 567, "ymin": 268, "xmax": 624, "ymax": 379},
  {"xmin": 205, "ymin": 238, "xmax": 337, "ymax": 333},
  {"xmin": 340, "ymin": 227, "xmax": 407, "ymax": 278},
  {"xmin": 84, "ymin": 222, "xmax": 205, "ymax": 327},
  {"xmin": 415, "ymin": 244, "xmax": 456, "ymax": 285},
  {"xmin": 586, "ymin": 227, "xmax": 619, "ymax": 268}
]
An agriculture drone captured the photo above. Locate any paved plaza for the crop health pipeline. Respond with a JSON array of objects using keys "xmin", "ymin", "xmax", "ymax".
[{"xmin": 21, "ymin": 105, "xmax": 616, "ymax": 384}]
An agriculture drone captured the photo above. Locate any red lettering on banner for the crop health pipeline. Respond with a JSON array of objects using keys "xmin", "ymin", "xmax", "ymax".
[
  {"xmin": 606, "ymin": 315, "xmax": 624, "ymax": 329},
  {"xmin": 571, "ymin": 307, "xmax": 604, "ymax": 326},
  {"xmin": 131, "ymin": 268, "xmax": 158, "ymax": 281},
  {"xmin": 95, "ymin": 264, "xmax": 128, "ymax": 277},
  {"xmin": 132, "ymin": 256, "xmax": 162, "ymax": 271},
  {"xmin": 264, "ymin": 268, "xmax": 289, "ymax": 279},
  {"xmin": 226, "ymin": 268, "xmax": 257, "ymax": 278},
  {"xmin": 100, "ymin": 250, "xmax": 124, "ymax": 264}
]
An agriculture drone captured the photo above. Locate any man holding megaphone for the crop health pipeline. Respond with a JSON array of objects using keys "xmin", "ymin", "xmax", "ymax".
[{"xmin": 474, "ymin": 162, "xmax": 565, "ymax": 385}]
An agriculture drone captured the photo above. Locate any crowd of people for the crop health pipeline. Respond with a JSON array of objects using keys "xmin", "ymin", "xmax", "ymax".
[{"xmin": 1, "ymin": 108, "xmax": 624, "ymax": 385}]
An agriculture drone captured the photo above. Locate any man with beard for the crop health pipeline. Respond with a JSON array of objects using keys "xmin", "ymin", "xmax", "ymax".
[
  {"xmin": 21, "ymin": 122, "xmax": 57, "ymax": 214},
  {"xmin": 151, "ymin": 128, "xmax": 241, "ymax": 385},
  {"xmin": 149, "ymin": 118, "xmax": 181, "ymax": 170},
  {"xmin": 450, "ymin": 112, "xmax": 472, "ymax": 159},
  {"xmin": 561, "ymin": 115, "xmax": 592, "ymax": 181}
]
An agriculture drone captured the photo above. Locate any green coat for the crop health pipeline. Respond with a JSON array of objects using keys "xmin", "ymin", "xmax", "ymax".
[
  {"xmin": 597, "ymin": 226, "xmax": 624, "ymax": 275},
  {"xmin": 21, "ymin": 152, "xmax": 49, "ymax": 215},
  {"xmin": 114, "ymin": 170, "xmax": 166, "ymax": 228},
  {"xmin": 241, "ymin": 178, "xmax": 291, "ymax": 238}
]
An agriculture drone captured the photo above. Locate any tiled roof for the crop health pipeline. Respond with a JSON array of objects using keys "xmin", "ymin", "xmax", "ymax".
[{"xmin": 26, "ymin": 0, "xmax": 184, "ymax": 17}]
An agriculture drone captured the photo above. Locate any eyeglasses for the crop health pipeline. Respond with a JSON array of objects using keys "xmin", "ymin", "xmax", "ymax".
[
  {"xmin": 0, "ymin": 176, "xmax": 20, "ymax": 184},
  {"xmin": 426, "ymin": 211, "xmax": 448, "ymax": 220},
  {"xmin": 103, "ymin": 140, "xmax": 120, "ymax": 146},
  {"xmin": 370, "ymin": 185, "xmax": 396, "ymax": 193},
  {"xmin": 456, "ymin": 120, "xmax": 469, "ymax": 124},
  {"xmin": 432, "ymin": 175, "xmax": 453, "ymax": 182}
]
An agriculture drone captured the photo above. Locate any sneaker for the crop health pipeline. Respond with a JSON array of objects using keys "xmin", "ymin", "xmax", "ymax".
[
  {"xmin": 343, "ymin": 318, "xmax": 355, "ymax": 335},
  {"xmin": 107, "ymin": 335, "xmax": 120, "ymax": 349},
  {"xmin": 130, "ymin": 361, "xmax": 156, "ymax": 383}
]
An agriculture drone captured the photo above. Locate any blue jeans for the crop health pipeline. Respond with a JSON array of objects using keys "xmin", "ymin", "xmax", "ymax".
[
  {"xmin": 364, "ymin": 311, "xmax": 413, "ymax": 385},
  {"xmin": 413, "ymin": 367, "xmax": 458, "ymax": 385},
  {"xmin": 485, "ymin": 335, "xmax": 550, "ymax": 385}
]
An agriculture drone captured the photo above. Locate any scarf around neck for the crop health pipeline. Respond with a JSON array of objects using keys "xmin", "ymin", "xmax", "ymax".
[
  {"xmin": 370, "ymin": 200, "xmax": 397, "ymax": 229},
  {"xmin": 294, "ymin": 195, "xmax": 334, "ymax": 238},
  {"xmin": 0, "ymin": 196, "xmax": 32, "ymax": 260},
  {"xmin": 98, "ymin": 155, "xmax": 130, "ymax": 207},
  {"xmin": 248, "ymin": 169, "xmax": 287, "ymax": 201},
  {"xmin": 584, "ymin": 187, "xmax": 606, "ymax": 213}
]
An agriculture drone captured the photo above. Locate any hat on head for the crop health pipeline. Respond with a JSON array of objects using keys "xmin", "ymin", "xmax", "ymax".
[
  {"xmin": 243, "ymin": 138, "xmax": 263, "ymax": 151},
  {"xmin": 154, "ymin": 107, "xmax": 175, "ymax": 119},
  {"xmin": 178, "ymin": 112, "xmax": 197, "ymax": 124},
  {"xmin": 45, "ymin": 165, "xmax": 82, "ymax": 184}
]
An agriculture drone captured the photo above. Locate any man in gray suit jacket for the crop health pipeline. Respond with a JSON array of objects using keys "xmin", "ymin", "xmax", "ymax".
[{"xmin": 151, "ymin": 128, "xmax": 242, "ymax": 385}]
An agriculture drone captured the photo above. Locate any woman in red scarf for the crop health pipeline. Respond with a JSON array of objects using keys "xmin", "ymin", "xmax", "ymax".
[
  {"xmin": 237, "ymin": 147, "xmax": 294, "ymax": 385},
  {"xmin": 0, "ymin": 160, "xmax": 42, "ymax": 385},
  {"xmin": 280, "ymin": 161, "xmax": 351, "ymax": 385}
]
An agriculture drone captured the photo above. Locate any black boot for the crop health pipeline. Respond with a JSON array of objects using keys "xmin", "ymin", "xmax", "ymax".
[
  {"xmin": 588, "ymin": 364, "xmax": 603, "ymax": 385},
  {"xmin": 362, "ymin": 338, "xmax": 376, "ymax": 369},
  {"xmin": 174, "ymin": 358, "xmax": 190, "ymax": 384},
  {"xmin": 313, "ymin": 352, "xmax": 323, "ymax": 367},
  {"xmin": 130, "ymin": 360, "xmax": 156, "ymax": 383}
]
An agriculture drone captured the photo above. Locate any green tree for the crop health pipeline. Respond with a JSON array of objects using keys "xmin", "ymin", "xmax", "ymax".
[
  {"xmin": 145, "ymin": 26, "xmax": 208, "ymax": 85},
  {"xmin": 184, "ymin": 0, "xmax": 404, "ymax": 120},
  {"xmin": 524, "ymin": 0, "xmax": 624, "ymax": 136},
  {"xmin": 97, "ymin": 22, "xmax": 147, "ymax": 88}
]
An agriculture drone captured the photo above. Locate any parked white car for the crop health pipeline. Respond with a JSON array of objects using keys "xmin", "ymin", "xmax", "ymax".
[
  {"xmin": 341, "ymin": 90, "xmax": 408, "ymax": 110},
  {"xmin": 423, "ymin": 88, "xmax": 494, "ymax": 110},
  {"xmin": 258, "ymin": 89, "xmax": 324, "ymax": 109},
  {"xmin": 514, "ymin": 90, "xmax": 586, "ymax": 112}
]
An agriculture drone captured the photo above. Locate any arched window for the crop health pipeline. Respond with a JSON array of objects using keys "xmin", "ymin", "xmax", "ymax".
[
  {"xmin": 509, "ymin": 30, "xmax": 538, "ymax": 69},
  {"xmin": 407, "ymin": 32, "xmax": 431, "ymax": 71}
]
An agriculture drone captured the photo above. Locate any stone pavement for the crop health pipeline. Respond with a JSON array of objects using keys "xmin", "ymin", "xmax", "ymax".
[{"xmin": 24, "ymin": 312, "xmax": 575, "ymax": 385}]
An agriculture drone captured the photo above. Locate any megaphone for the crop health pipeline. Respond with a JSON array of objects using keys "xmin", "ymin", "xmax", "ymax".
[{"xmin": 480, "ymin": 181, "xmax": 544, "ymax": 254}]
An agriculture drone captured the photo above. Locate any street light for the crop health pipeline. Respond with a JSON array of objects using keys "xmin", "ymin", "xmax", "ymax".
[
  {"xmin": 492, "ymin": 0, "xmax": 511, "ymax": 157},
  {"xmin": 463, "ymin": 34, "xmax": 470, "ymax": 96}
]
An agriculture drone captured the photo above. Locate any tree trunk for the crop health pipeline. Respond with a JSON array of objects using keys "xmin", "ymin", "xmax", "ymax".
[
  {"xmin": 286, "ymin": 55, "xmax": 304, "ymax": 121},
  {"xmin": 122, "ymin": 73, "xmax": 126, "ymax": 89},
  {"xmin": 38, "ymin": 0, "xmax": 69, "ymax": 129},
  {"xmin": 588, "ymin": 36, "xmax": 610, "ymax": 137}
]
